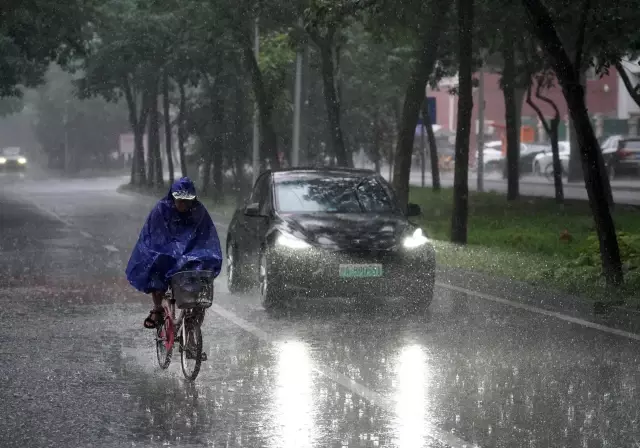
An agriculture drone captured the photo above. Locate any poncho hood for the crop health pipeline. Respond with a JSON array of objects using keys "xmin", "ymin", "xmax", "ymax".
[{"xmin": 168, "ymin": 177, "xmax": 197, "ymax": 201}]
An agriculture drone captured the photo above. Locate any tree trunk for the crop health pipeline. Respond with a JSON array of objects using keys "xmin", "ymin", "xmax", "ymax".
[
  {"xmin": 391, "ymin": 2, "xmax": 448, "ymax": 210},
  {"xmin": 233, "ymin": 57, "xmax": 247, "ymax": 205},
  {"xmin": 123, "ymin": 77, "xmax": 147, "ymax": 185},
  {"xmin": 527, "ymin": 82, "xmax": 564, "ymax": 203},
  {"xmin": 147, "ymin": 79, "xmax": 162, "ymax": 187},
  {"xmin": 201, "ymin": 149, "xmax": 213, "ymax": 195},
  {"xmin": 163, "ymin": 73, "xmax": 174, "ymax": 184},
  {"xmin": 372, "ymin": 110, "xmax": 381, "ymax": 173},
  {"xmin": 522, "ymin": 0, "xmax": 623, "ymax": 286},
  {"xmin": 212, "ymin": 97, "xmax": 224, "ymax": 203},
  {"xmin": 424, "ymin": 102, "xmax": 441, "ymax": 191},
  {"xmin": 133, "ymin": 122, "xmax": 146, "ymax": 186},
  {"xmin": 567, "ymin": 71, "xmax": 585, "ymax": 182},
  {"xmin": 299, "ymin": 44, "xmax": 310, "ymax": 165},
  {"xmin": 502, "ymin": 29, "xmax": 520, "ymax": 200},
  {"xmin": 549, "ymin": 120, "xmax": 565, "ymax": 203},
  {"xmin": 177, "ymin": 82, "xmax": 188, "ymax": 178},
  {"xmin": 451, "ymin": 0, "xmax": 474, "ymax": 244},
  {"xmin": 318, "ymin": 40, "xmax": 350, "ymax": 167},
  {"xmin": 146, "ymin": 131, "xmax": 154, "ymax": 185},
  {"xmin": 243, "ymin": 45, "xmax": 280, "ymax": 169}
]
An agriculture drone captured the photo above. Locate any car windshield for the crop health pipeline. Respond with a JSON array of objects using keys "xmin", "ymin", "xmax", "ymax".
[
  {"xmin": 1, "ymin": 147, "xmax": 20, "ymax": 156},
  {"xmin": 274, "ymin": 174, "xmax": 397, "ymax": 214}
]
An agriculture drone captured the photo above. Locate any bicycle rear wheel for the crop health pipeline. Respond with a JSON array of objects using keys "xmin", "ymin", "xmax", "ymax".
[
  {"xmin": 180, "ymin": 317, "xmax": 203, "ymax": 381},
  {"xmin": 156, "ymin": 318, "xmax": 174, "ymax": 369}
]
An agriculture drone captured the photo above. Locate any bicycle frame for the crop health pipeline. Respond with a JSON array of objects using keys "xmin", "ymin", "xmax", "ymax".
[
  {"xmin": 160, "ymin": 292, "xmax": 184, "ymax": 353},
  {"xmin": 159, "ymin": 291, "xmax": 206, "ymax": 354}
]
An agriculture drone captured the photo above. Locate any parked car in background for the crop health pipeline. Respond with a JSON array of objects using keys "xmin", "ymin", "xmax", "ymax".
[
  {"xmin": 482, "ymin": 142, "xmax": 549, "ymax": 175},
  {"xmin": 532, "ymin": 141, "xmax": 570, "ymax": 177},
  {"xmin": 601, "ymin": 135, "xmax": 640, "ymax": 179},
  {"xmin": 519, "ymin": 144, "xmax": 550, "ymax": 174},
  {"xmin": 479, "ymin": 140, "xmax": 505, "ymax": 172},
  {"xmin": 0, "ymin": 147, "xmax": 28, "ymax": 173}
]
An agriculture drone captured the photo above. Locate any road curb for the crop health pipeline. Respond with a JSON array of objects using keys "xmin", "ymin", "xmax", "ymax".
[{"xmin": 519, "ymin": 179, "xmax": 640, "ymax": 192}]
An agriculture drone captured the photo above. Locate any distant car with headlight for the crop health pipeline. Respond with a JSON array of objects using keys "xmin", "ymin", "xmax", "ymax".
[
  {"xmin": 225, "ymin": 168, "xmax": 436, "ymax": 310},
  {"xmin": 0, "ymin": 147, "xmax": 28, "ymax": 173}
]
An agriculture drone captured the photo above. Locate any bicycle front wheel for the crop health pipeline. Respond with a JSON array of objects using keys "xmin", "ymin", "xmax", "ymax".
[
  {"xmin": 180, "ymin": 318, "xmax": 203, "ymax": 381},
  {"xmin": 156, "ymin": 319, "xmax": 173, "ymax": 369}
]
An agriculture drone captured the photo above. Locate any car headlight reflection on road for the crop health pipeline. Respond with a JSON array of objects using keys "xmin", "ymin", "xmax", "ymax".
[
  {"xmin": 276, "ymin": 232, "xmax": 311, "ymax": 249},
  {"xmin": 17, "ymin": 157, "xmax": 27, "ymax": 164},
  {"xmin": 403, "ymin": 228, "xmax": 429, "ymax": 249},
  {"xmin": 0, "ymin": 157, "xmax": 6, "ymax": 164}
]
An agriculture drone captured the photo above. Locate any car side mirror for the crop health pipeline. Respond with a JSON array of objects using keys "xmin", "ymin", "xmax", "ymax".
[
  {"xmin": 244, "ymin": 202, "xmax": 262, "ymax": 217},
  {"xmin": 407, "ymin": 203, "xmax": 421, "ymax": 217}
]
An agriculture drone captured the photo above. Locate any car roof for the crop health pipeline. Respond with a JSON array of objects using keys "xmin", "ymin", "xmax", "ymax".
[{"xmin": 268, "ymin": 167, "xmax": 378, "ymax": 178}]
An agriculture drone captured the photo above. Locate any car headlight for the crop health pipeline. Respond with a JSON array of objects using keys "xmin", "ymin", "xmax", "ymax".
[
  {"xmin": 0, "ymin": 157, "xmax": 6, "ymax": 164},
  {"xmin": 403, "ymin": 228, "xmax": 429, "ymax": 249},
  {"xmin": 276, "ymin": 232, "xmax": 311, "ymax": 249},
  {"xmin": 17, "ymin": 157, "xmax": 27, "ymax": 164}
]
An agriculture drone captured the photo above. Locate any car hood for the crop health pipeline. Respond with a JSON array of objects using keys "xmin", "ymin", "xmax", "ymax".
[{"xmin": 277, "ymin": 213, "xmax": 414, "ymax": 251}]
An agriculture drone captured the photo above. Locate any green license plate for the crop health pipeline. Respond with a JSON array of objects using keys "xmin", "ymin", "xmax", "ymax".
[{"xmin": 339, "ymin": 264, "xmax": 383, "ymax": 278}]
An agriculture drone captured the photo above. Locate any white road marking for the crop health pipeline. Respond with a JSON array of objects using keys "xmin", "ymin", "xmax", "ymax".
[
  {"xmin": 435, "ymin": 282, "xmax": 640, "ymax": 342},
  {"xmin": 80, "ymin": 231, "xmax": 92, "ymax": 239},
  {"xmin": 210, "ymin": 303, "xmax": 474, "ymax": 448},
  {"xmin": 104, "ymin": 245, "xmax": 119, "ymax": 253},
  {"xmin": 23, "ymin": 198, "xmax": 74, "ymax": 227}
]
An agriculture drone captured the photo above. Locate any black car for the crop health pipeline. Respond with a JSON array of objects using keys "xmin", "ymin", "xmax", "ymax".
[
  {"xmin": 225, "ymin": 168, "xmax": 436, "ymax": 309},
  {"xmin": 601, "ymin": 136, "xmax": 640, "ymax": 179}
]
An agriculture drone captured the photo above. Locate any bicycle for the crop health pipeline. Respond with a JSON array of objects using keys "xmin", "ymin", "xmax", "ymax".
[{"xmin": 155, "ymin": 270, "xmax": 215, "ymax": 381}]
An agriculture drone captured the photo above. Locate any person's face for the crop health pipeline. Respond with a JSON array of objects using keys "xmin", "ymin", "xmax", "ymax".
[{"xmin": 174, "ymin": 199, "xmax": 194, "ymax": 213}]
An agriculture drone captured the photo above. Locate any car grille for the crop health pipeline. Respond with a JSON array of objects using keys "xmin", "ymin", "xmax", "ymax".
[{"xmin": 3, "ymin": 160, "xmax": 22, "ymax": 168}]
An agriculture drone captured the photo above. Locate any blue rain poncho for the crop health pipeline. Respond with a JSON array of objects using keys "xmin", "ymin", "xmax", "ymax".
[{"xmin": 125, "ymin": 177, "xmax": 223, "ymax": 293}]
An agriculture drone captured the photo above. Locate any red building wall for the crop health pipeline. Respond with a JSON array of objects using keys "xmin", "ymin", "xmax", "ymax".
[{"xmin": 428, "ymin": 69, "xmax": 619, "ymax": 156}]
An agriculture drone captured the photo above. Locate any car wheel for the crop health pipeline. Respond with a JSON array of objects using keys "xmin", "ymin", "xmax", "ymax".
[
  {"xmin": 406, "ymin": 279, "xmax": 435, "ymax": 311},
  {"xmin": 533, "ymin": 161, "xmax": 541, "ymax": 175},
  {"xmin": 259, "ymin": 251, "xmax": 288, "ymax": 309},
  {"xmin": 544, "ymin": 163, "xmax": 556, "ymax": 181},
  {"xmin": 227, "ymin": 240, "xmax": 248, "ymax": 293}
]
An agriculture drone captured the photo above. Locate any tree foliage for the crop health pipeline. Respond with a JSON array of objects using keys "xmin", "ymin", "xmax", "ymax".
[{"xmin": 0, "ymin": 0, "xmax": 91, "ymax": 97}]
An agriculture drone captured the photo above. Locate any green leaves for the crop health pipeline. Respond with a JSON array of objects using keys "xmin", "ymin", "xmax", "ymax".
[{"xmin": 0, "ymin": 0, "xmax": 91, "ymax": 96}]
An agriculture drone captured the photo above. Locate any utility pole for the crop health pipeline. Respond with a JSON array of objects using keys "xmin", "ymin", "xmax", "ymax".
[
  {"xmin": 251, "ymin": 16, "xmax": 260, "ymax": 185},
  {"xmin": 477, "ymin": 55, "xmax": 486, "ymax": 192},
  {"xmin": 291, "ymin": 17, "xmax": 303, "ymax": 168}
]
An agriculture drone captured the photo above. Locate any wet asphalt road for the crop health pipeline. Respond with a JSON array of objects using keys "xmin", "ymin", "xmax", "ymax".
[{"xmin": 0, "ymin": 176, "xmax": 639, "ymax": 448}]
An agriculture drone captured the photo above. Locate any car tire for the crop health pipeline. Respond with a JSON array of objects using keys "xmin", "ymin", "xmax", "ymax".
[
  {"xmin": 406, "ymin": 278, "xmax": 435, "ymax": 311},
  {"xmin": 259, "ymin": 251, "xmax": 289, "ymax": 309},
  {"xmin": 227, "ymin": 240, "xmax": 249, "ymax": 293},
  {"xmin": 533, "ymin": 161, "xmax": 541, "ymax": 175}
]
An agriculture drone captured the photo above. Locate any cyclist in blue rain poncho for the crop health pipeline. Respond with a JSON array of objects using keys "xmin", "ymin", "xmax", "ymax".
[{"xmin": 126, "ymin": 177, "xmax": 223, "ymax": 329}]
